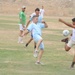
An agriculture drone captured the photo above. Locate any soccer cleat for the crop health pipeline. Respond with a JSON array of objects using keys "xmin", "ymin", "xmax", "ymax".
[
  {"xmin": 34, "ymin": 45, "xmax": 36, "ymax": 49},
  {"xmin": 61, "ymin": 38, "xmax": 69, "ymax": 43},
  {"xmin": 24, "ymin": 43, "xmax": 28, "ymax": 47},
  {"xmin": 35, "ymin": 62, "xmax": 44, "ymax": 65},
  {"xmin": 33, "ymin": 50, "xmax": 38, "ymax": 58}
]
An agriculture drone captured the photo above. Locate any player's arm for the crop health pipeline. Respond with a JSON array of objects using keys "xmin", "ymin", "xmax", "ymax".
[
  {"xmin": 42, "ymin": 21, "xmax": 48, "ymax": 28},
  {"xmin": 26, "ymin": 15, "xmax": 33, "ymax": 28},
  {"xmin": 59, "ymin": 19, "xmax": 75, "ymax": 28},
  {"xmin": 23, "ymin": 23, "xmax": 33, "ymax": 37},
  {"xmin": 22, "ymin": 29, "xmax": 29, "ymax": 37},
  {"xmin": 26, "ymin": 20, "xmax": 31, "ymax": 28}
]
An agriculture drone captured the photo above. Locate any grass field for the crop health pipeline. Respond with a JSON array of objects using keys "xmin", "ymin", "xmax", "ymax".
[{"xmin": 0, "ymin": 15, "xmax": 75, "ymax": 75}]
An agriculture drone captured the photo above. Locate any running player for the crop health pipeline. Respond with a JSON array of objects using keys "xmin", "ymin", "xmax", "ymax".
[
  {"xmin": 40, "ymin": 5, "xmax": 45, "ymax": 18},
  {"xmin": 59, "ymin": 18, "xmax": 75, "ymax": 68},
  {"xmin": 25, "ymin": 8, "xmax": 43, "ymax": 49},
  {"xmin": 22, "ymin": 15, "xmax": 48, "ymax": 64}
]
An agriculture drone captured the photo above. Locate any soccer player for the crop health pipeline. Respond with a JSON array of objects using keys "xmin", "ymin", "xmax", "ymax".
[
  {"xmin": 59, "ymin": 18, "xmax": 75, "ymax": 68},
  {"xmin": 40, "ymin": 6, "xmax": 45, "ymax": 18},
  {"xmin": 25, "ymin": 8, "xmax": 43, "ymax": 48},
  {"xmin": 30, "ymin": 12, "xmax": 36, "ymax": 18},
  {"xmin": 22, "ymin": 15, "xmax": 48, "ymax": 64},
  {"xmin": 18, "ymin": 6, "xmax": 26, "ymax": 43}
]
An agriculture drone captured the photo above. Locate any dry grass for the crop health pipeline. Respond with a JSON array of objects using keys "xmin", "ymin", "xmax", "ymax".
[{"xmin": 0, "ymin": 0, "xmax": 75, "ymax": 16}]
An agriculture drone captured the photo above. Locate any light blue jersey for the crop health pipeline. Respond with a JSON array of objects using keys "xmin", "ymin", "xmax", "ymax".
[
  {"xmin": 27, "ymin": 22, "xmax": 45, "ymax": 37},
  {"xmin": 27, "ymin": 22, "xmax": 45, "ymax": 49},
  {"xmin": 29, "ymin": 14, "xmax": 43, "ymax": 38}
]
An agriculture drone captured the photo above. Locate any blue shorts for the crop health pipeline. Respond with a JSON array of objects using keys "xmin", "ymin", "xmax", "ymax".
[{"xmin": 33, "ymin": 34, "xmax": 44, "ymax": 50}]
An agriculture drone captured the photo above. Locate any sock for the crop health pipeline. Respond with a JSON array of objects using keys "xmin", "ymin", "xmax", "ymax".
[
  {"xmin": 71, "ymin": 62, "xmax": 75, "ymax": 68},
  {"xmin": 34, "ymin": 45, "xmax": 36, "ymax": 49},
  {"xmin": 20, "ymin": 37, "xmax": 23, "ymax": 41},
  {"xmin": 26, "ymin": 43, "xmax": 28, "ymax": 47},
  {"xmin": 18, "ymin": 37, "xmax": 23, "ymax": 42}
]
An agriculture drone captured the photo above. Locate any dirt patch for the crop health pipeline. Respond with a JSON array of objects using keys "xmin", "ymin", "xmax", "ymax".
[{"xmin": 0, "ymin": 0, "xmax": 75, "ymax": 16}]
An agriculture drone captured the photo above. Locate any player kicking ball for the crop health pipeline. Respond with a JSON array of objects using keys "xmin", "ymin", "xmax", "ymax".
[
  {"xmin": 22, "ymin": 15, "xmax": 48, "ymax": 65},
  {"xmin": 59, "ymin": 18, "xmax": 75, "ymax": 68},
  {"xmin": 25, "ymin": 8, "xmax": 43, "ymax": 49}
]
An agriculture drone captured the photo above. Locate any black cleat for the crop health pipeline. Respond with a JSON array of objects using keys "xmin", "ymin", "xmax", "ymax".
[
  {"xmin": 61, "ymin": 38, "xmax": 69, "ymax": 43},
  {"xmin": 25, "ymin": 43, "xmax": 28, "ymax": 47}
]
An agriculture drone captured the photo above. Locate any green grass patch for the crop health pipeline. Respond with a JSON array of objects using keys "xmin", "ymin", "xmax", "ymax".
[{"xmin": 0, "ymin": 15, "xmax": 75, "ymax": 75}]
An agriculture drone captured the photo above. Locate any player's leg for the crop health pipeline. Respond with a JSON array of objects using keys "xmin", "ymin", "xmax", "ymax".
[
  {"xmin": 68, "ymin": 40, "xmax": 75, "ymax": 68},
  {"xmin": 18, "ymin": 30, "xmax": 23, "ymax": 43},
  {"xmin": 18, "ymin": 24, "xmax": 24, "ymax": 43},
  {"xmin": 61, "ymin": 37, "xmax": 69, "ymax": 43},
  {"xmin": 34, "ymin": 42, "xmax": 36, "ymax": 49},
  {"xmin": 35, "ymin": 39, "xmax": 43, "ymax": 50},
  {"xmin": 65, "ymin": 39, "xmax": 74, "ymax": 51},
  {"xmin": 25, "ymin": 37, "xmax": 36, "ymax": 49},
  {"xmin": 33, "ymin": 39, "xmax": 42, "ymax": 57},
  {"xmin": 62, "ymin": 38, "xmax": 75, "ymax": 68},
  {"xmin": 66, "ymin": 40, "xmax": 75, "ymax": 68},
  {"xmin": 25, "ymin": 37, "xmax": 33, "ymax": 47},
  {"xmin": 61, "ymin": 37, "xmax": 71, "ymax": 51},
  {"xmin": 65, "ymin": 44, "xmax": 71, "ymax": 51},
  {"xmin": 71, "ymin": 55, "xmax": 75, "ymax": 68},
  {"xmin": 35, "ymin": 50, "xmax": 44, "ymax": 65},
  {"xmin": 35, "ymin": 42, "xmax": 44, "ymax": 65},
  {"xmin": 33, "ymin": 35, "xmax": 43, "ymax": 57}
]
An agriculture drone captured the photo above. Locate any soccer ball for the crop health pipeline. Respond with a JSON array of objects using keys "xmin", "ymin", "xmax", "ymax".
[{"xmin": 63, "ymin": 30, "xmax": 70, "ymax": 36}]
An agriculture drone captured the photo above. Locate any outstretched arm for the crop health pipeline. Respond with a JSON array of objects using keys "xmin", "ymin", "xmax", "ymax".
[
  {"xmin": 26, "ymin": 20, "xmax": 31, "ymax": 28},
  {"xmin": 22, "ymin": 29, "xmax": 29, "ymax": 37},
  {"xmin": 59, "ymin": 19, "xmax": 75, "ymax": 28},
  {"xmin": 42, "ymin": 21, "xmax": 48, "ymax": 28}
]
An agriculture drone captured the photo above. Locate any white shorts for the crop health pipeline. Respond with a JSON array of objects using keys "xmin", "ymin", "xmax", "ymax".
[
  {"xmin": 19, "ymin": 24, "xmax": 26, "ymax": 31},
  {"xmin": 67, "ymin": 39, "xmax": 75, "ymax": 48}
]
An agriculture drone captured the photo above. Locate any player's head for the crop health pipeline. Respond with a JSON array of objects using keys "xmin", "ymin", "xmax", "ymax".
[
  {"xmin": 42, "ymin": 5, "xmax": 44, "ymax": 9},
  {"xmin": 32, "ymin": 15, "xmax": 38, "ymax": 24},
  {"xmin": 35, "ymin": 8, "xmax": 40, "ymax": 16},
  {"xmin": 22, "ymin": 6, "xmax": 26, "ymax": 12},
  {"xmin": 72, "ymin": 18, "xmax": 75, "ymax": 25}
]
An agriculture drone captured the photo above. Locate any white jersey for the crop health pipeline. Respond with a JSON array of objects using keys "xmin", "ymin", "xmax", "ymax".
[
  {"xmin": 40, "ymin": 9, "xmax": 45, "ymax": 18},
  {"xmin": 30, "ymin": 12, "xmax": 36, "ymax": 18},
  {"xmin": 71, "ymin": 29, "xmax": 75, "ymax": 41}
]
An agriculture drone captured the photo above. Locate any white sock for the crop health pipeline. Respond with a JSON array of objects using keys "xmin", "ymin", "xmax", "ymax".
[
  {"xmin": 35, "ymin": 49, "xmax": 38, "ymax": 52},
  {"xmin": 18, "ymin": 36, "xmax": 23, "ymax": 42},
  {"xmin": 37, "ymin": 61, "xmax": 40, "ymax": 62}
]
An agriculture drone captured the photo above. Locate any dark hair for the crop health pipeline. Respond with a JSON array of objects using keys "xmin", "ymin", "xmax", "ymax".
[
  {"xmin": 72, "ymin": 18, "xmax": 75, "ymax": 22},
  {"xmin": 35, "ymin": 8, "xmax": 40, "ymax": 12}
]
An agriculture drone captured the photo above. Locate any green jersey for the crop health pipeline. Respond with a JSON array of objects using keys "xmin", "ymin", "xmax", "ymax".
[{"xmin": 19, "ymin": 11, "xmax": 26, "ymax": 25}]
